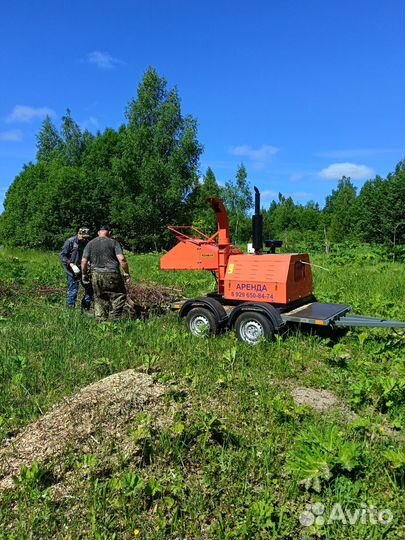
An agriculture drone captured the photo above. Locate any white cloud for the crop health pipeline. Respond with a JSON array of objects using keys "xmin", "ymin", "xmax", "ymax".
[
  {"xmin": 318, "ymin": 162, "xmax": 374, "ymax": 180},
  {"xmin": 6, "ymin": 105, "xmax": 55, "ymax": 123},
  {"xmin": 87, "ymin": 50, "xmax": 124, "ymax": 69},
  {"xmin": 261, "ymin": 190, "xmax": 278, "ymax": 201},
  {"xmin": 231, "ymin": 144, "xmax": 279, "ymax": 161},
  {"xmin": 230, "ymin": 144, "xmax": 279, "ymax": 170},
  {"xmin": 81, "ymin": 116, "xmax": 99, "ymax": 130},
  {"xmin": 0, "ymin": 129, "xmax": 23, "ymax": 141}
]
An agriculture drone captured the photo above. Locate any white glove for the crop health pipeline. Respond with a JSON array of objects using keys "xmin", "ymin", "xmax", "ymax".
[{"xmin": 71, "ymin": 264, "xmax": 80, "ymax": 275}]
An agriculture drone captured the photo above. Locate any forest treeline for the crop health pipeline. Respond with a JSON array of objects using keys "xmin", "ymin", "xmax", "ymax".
[{"xmin": 0, "ymin": 67, "xmax": 404, "ymax": 251}]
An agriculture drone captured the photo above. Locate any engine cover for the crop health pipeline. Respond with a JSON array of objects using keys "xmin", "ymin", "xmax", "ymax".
[{"xmin": 223, "ymin": 253, "xmax": 313, "ymax": 305}]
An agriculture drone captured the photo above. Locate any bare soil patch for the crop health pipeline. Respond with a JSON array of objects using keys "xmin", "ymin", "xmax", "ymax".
[
  {"xmin": 292, "ymin": 386, "xmax": 343, "ymax": 413},
  {"xmin": 0, "ymin": 370, "xmax": 166, "ymax": 491}
]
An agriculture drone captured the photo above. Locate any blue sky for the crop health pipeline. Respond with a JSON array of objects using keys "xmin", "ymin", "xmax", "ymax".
[{"xmin": 1, "ymin": 0, "xmax": 404, "ymax": 211}]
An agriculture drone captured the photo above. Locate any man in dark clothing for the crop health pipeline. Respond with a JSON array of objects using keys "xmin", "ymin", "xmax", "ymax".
[
  {"xmin": 60, "ymin": 227, "xmax": 93, "ymax": 309},
  {"xmin": 81, "ymin": 225, "xmax": 130, "ymax": 320}
]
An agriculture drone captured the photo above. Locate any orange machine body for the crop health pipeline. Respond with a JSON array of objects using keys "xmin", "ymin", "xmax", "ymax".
[
  {"xmin": 224, "ymin": 253, "xmax": 312, "ymax": 304},
  {"xmin": 160, "ymin": 197, "xmax": 313, "ymax": 306}
]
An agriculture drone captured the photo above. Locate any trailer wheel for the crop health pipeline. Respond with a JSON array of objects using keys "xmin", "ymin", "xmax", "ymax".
[
  {"xmin": 186, "ymin": 307, "xmax": 218, "ymax": 338},
  {"xmin": 235, "ymin": 311, "xmax": 274, "ymax": 345}
]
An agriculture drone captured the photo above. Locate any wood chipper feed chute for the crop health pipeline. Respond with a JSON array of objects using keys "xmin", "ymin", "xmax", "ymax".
[
  {"xmin": 160, "ymin": 238, "xmax": 220, "ymax": 271},
  {"xmin": 160, "ymin": 197, "xmax": 243, "ymax": 285},
  {"xmin": 166, "ymin": 225, "xmax": 218, "ymax": 244}
]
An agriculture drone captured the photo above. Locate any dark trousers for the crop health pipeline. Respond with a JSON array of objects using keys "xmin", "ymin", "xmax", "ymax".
[{"xmin": 66, "ymin": 273, "xmax": 93, "ymax": 308}]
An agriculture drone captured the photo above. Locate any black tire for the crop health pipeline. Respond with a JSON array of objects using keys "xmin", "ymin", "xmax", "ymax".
[
  {"xmin": 186, "ymin": 307, "xmax": 218, "ymax": 338},
  {"xmin": 234, "ymin": 311, "xmax": 274, "ymax": 345}
]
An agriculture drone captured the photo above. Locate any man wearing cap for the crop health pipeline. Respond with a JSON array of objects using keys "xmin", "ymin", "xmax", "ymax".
[
  {"xmin": 81, "ymin": 225, "xmax": 130, "ymax": 320},
  {"xmin": 60, "ymin": 227, "xmax": 93, "ymax": 309}
]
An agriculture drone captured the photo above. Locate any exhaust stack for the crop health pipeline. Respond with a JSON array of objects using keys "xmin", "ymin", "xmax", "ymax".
[{"xmin": 252, "ymin": 186, "xmax": 263, "ymax": 254}]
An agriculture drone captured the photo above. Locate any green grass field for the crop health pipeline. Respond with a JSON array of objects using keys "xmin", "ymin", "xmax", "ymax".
[{"xmin": 1, "ymin": 247, "xmax": 405, "ymax": 539}]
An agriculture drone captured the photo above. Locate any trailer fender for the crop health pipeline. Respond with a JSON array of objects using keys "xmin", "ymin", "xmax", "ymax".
[
  {"xmin": 179, "ymin": 297, "xmax": 228, "ymax": 326},
  {"xmin": 228, "ymin": 303, "xmax": 284, "ymax": 332}
]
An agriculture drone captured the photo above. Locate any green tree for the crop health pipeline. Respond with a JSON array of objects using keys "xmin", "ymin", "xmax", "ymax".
[
  {"xmin": 192, "ymin": 167, "xmax": 222, "ymax": 234},
  {"xmin": 223, "ymin": 164, "xmax": 252, "ymax": 244},
  {"xmin": 262, "ymin": 193, "xmax": 324, "ymax": 251},
  {"xmin": 0, "ymin": 162, "xmax": 94, "ymax": 249},
  {"xmin": 36, "ymin": 116, "xmax": 63, "ymax": 163},
  {"xmin": 60, "ymin": 109, "xmax": 91, "ymax": 166},
  {"xmin": 0, "ymin": 163, "xmax": 47, "ymax": 247},
  {"xmin": 80, "ymin": 128, "xmax": 123, "ymax": 233},
  {"xmin": 111, "ymin": 67, "xmax": 203, "ymax": 250},
  {"xmin": 265, "ymin": 194, "xmax": 300, "ymax": 236},
  {"xmin": 356, "ymin": 175, "xmax": 388, "ymax": 243},
  {"xmin": 355, "ymin": 160, "xmax": 405, "ymax": 246},
  {"xmin": 324, "ymin": 177, "xmax": 357, "ymax": 242},
  {"xmin": 386, "ymin": 161, "xmax": 405, "ymax": 246},
  {"xmin": 1, "ymin": 115, "xmax": 119, "ymax": 248}
]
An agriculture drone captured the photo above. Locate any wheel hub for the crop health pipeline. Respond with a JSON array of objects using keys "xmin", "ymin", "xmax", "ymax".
[
  {"xmin": 240, "ymin": 319, "xmax": 264, "ymax": 345},
  {"xmin": 190, "ymin": 314, "xmax": 210, "ymax": 337}
]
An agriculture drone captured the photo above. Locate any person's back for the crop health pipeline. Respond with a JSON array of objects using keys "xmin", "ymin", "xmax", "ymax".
[
  {"xmin": 81, "ymin": 225, "xmax": 130, "ymax": 320},
  {"xmin": 84, "ymin": 236, "xmax": 122, "ymax": 273}
]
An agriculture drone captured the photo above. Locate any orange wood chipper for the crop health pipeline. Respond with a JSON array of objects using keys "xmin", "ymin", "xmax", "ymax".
[{"xmin": 160, "ymin": 188, "xmax": 405, "ymax": 345}]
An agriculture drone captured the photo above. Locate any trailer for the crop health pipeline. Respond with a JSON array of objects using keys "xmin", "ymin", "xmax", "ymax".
[{"xmin": 160, "ymin": 188, "xmax": 405, "ymax": 345}]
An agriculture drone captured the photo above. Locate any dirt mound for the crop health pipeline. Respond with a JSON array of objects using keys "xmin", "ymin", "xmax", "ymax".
[
  {"xmin": 291, "ymin": 386, "xmax": 358, "ymax": 420},
  {"xmin": 291, "ymin": 386, "xmax": 341, "ymax": 412},
  {"xmin": 0, "ymin": 370, "xmax": 166, "ymax": 491},
  {"xmin": 125, "ymin": 281, "xmax": 182, "ymax": 317}
]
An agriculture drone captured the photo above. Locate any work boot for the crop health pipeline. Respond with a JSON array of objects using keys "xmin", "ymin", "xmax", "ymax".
[{"xmin": 81, "ymin": 298, "xmax": 91, "ymax": 311}]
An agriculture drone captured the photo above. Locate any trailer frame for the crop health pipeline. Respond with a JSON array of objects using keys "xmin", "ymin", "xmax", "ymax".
[{"xmin": 170, "ymin": 297, "xmax": 405, "ymax": 344}]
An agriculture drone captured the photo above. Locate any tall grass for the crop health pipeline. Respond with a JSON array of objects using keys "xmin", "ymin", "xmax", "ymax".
[{"xmin": 0, "ymin": 247, "xmax": 405, "ymax": 539}]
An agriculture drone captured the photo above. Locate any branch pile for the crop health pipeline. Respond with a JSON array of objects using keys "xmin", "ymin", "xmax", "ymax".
[{"xmin": 125, "ymin": 281, "xmax": 182, "ymax": 318}]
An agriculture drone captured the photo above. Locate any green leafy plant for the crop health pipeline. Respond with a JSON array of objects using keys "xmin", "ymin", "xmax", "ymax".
[
  {"xmin": 248, "ymin": 493, "xmax": 277, "ymax": 532},
  {"xmin": 287, "ymin": 425, "xmax": 363, "ymax": 492}
]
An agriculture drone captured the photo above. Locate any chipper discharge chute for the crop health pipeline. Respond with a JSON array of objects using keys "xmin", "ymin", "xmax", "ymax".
[{"xmin": 160, "ymin": 188, "xmax": 405, "ymax": 345}]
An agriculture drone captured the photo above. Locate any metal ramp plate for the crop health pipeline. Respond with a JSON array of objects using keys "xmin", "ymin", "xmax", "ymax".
[
  {"xmin": 281, "ymin": 302, "xmax": 351, "ymax": 326},
  {"xmin": 334, "ymin": 314, "xmax": 405, "ymax": 329}
]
